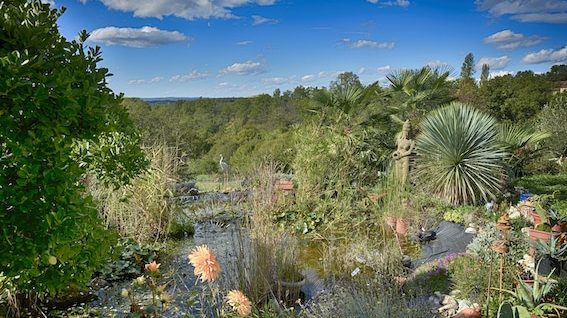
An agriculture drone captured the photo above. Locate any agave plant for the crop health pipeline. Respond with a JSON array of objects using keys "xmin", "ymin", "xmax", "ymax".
[
  {"xmin": 414, "ymin": 102, "xmax": 505, "ymax": 205},
  {"xmin": 496, "ymin": 261, "xmax": 567, "ymax": 318}
]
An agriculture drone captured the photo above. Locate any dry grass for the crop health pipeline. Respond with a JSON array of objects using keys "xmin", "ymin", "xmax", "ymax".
[{"xmin": 91, "ymin": 144, "xmax": 181, "ymax": 242}]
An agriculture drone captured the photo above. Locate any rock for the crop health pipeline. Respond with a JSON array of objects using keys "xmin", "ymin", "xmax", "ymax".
[
  {"xmin": 449, "ymin": 289, "xmax": 461, "ymax": 297},
  {"xmin": 465, "ymin": 227, "xmax": 477, "ymax": 234},
  {"xmin": 508, "ymin": 206, "xmax": 521, "ymax": 219}
]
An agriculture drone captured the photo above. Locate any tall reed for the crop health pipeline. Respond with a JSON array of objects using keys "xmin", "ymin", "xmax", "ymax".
[{"xmin": 91, "ymin": 144, "xmax": 181, "ymax": 242}]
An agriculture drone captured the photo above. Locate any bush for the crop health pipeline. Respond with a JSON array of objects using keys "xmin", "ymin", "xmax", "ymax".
[
  {"xmin": 92, "ymin": 145, "xmax": 179, "ymax": 242},
  {"xmin": 0, "ymin": 1, "xmax": 146, "ymax": 295},
  {"xmin": 443, "ymin": 205, "xmax": 480, "ymax": 225},
  {"xmin": 415, "ymin": 102, "xmax": 505, "ymax": 205}
]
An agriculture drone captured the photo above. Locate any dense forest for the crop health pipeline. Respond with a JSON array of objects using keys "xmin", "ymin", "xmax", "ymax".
[{"xmin": 125, "ymin": 63, "xmax": 567, "ymax": 177}]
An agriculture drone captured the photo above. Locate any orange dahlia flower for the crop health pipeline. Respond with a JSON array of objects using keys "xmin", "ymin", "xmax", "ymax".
[
  {"xmin": 226, "ymin": 290, "xmax": 252, "ymax": 317},
  {"xmin": 188, "ymin": 245, "xmax": 221, "ymax": 282}
]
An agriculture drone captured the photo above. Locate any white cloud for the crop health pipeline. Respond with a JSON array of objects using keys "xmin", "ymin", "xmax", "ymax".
[
  {"xmin": 489, "ymin": 70, "xmax": 513, "ymax": 79},
  {"xmin": 484, "ymin": 30, "xmax": 545, "ymax": 49},
  {"xmin": 377, "ymin": 65, "xmax": 391, "ymax": 74},
  {"xmin": 128, "ymin": 76, "xmax": 164, "ymax": 85},
  {"xmin": 476, "ymin": 0, "xmax": 567, "ymax": 23},
  {"xmin": 261, "ymin": 77, "xmax": 289, "ymax": 85},
  {"xmin": 522, "ymin": 45, "xmax": 567, "ymax": 64},
  {"xmin": 41, "ymin": 0, "xmax": 55, "ymax": 6},
  {"xmin": 252, "ymin": 15, "xmax": 279, "ymax": 25},
  {"xmin": 220, "ymin": 61, "xmax": 266, "ymax": 75},
  {"xmin": 477, "ymin": 56, "xmax": 511, "ymax": 70},
  {"xmin": 301, "ymin": 74, "xmax": 317, "ymax": 82},
  {"xmin": 128, "ymin": 79, "xmax": 146, "ymax": 85},
  {"xmin": 300, "ymin": 71, "xmax": 343, "ymax": 83},
  {"xmin": 237, "ymin": 40, "xmax": 253, "ymax": 45},
  {"xmin": 170, "ymin": 70, "xmax": 209, "ymax": 82},
  {"xmin": 95, "ymin": 0, "xmax": 277, "ymax": 20},
  {"xmin": 367, "ymin": 0, "xmax": 410, "ymax": 7},
  {"xmin": 512, "ymin": 12, "xmax": 567, "ymax": 23},
  {"xmin": 88, "ymin": 26, "xmax": 187, "ymax": 48},
  {"xmin": 341, "ymin": 38, "xmax": 395, "ymax": 49},
  {"xmin": 358, "ymin": 67, "xmax": 366, "ymax": 75}
]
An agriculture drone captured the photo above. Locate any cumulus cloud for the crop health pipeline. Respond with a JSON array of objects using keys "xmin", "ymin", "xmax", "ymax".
[
  {"xmin": 170, "ymin": 70, "xmax": 209, "ymax": 82},
  {"xmin": 128, "ymin": 76, "xmax": 164, "ymax": 85},
  {"xmin": 237, "ymin": 40, "xmax": 253, "ymax": 45},
  {"xmin": 484, "ymin": 30, "xmax": 545, "ymax": 49},
  {"xmin": 88, "ymin": 26, "xmax": 187, "ymax": 48},
  {"xmin": 41, "ymin": 0, "xmax": 55, "ymax": 6},
  {"xmin": 94, "ymin": 0, "xmax": 277, "ymax": 20},
  {"xmin": 512, "ymin": 12, "xmax": 567, "ymax": 23},
  {"xmin": 220, "ymin": 61, "xmax": 266, "ymax": 75},
  {"xmin": 300, "ymin": 71, "xmax": 343, "ymax": 83},
  {"xmin": 341, "ymin": 38, "xmax": 395, "ymax": 49},
  {"xmin": 522, "ymin": 45, "xmax": 567, "ymax": 64},
  {"xmin": 252, "ymin": 15, "xmax": 279, "ymax": 25},
  {"xmin": 367, "ymin": 0, "xmax": 410, "ymax": 7},
  {"xmin": 477, "ymin": 56, "xmax": 511, "ymax": 70},
  {"xmin": 476, "ymin": 0, "xmax": 567, "ymax": 23}
]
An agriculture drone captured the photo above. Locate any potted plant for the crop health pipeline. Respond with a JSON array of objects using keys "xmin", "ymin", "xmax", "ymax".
[
  {"xmin": 534, "ymin": 236, "xmax": 567, "ymax": 276},
  {"xmin": 276, "ymin": 261, "xmax": 305, "ymax": 307},
  {"xmin": 496, "ymin": 262, "xmax": 567, "ymax": 318}
]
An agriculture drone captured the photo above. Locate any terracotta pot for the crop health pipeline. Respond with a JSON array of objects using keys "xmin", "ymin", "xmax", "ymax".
[
  {"xmin": 274, "ymin": 180, "xmax": 294, "ymax": 190},
  {"xmin": 454, "ymin": 307, "xmax": 481, "ymax": 318},
  {"xmin": 396, "ymin": 218, "xmax": 408, "ymax": 235},
  {"xmin": 529, "ymin": 210, "xmax": 542, "ymax": 225},
  {"xmin": 385, "ymin": 216, "xmax": 397, "ymax": 228},
  {"xmin": 527, "ymin": 228, "xmax": 558, "ymax": 242}
]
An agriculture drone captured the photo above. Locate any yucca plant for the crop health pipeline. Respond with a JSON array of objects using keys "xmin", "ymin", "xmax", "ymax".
[{"xmin": 414, "ymin": 102, "xmax": 505, "ymax": 205}]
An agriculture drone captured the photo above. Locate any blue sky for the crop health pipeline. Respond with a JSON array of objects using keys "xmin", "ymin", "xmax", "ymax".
[{"xmin": 49, "ymin": 0, "xmax": 567, "ymax": 98}]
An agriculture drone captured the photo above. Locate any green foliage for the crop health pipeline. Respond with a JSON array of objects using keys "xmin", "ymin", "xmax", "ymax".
[
  {"xmin": 514, "ymin": 174, "xmax": 567, "ymax": 202},
  {"xmin": 443, "ymin": 205, "xmax": 478, "ymax": 225},
  {"xmin": 480, "ymin": 64, "xmax": 490, "ymax": 86},
  {"xmin": 0, "ymin": 1, "xmax": 145, "ymax": 294},
  {"xmin": 98, "ymin": 239, "xmax": 160, "ymax": 281},
  {"xmin": 386, "ymin": 65, "xmax": 453, "ymax": 123},
  {"xmin": 467, "ymin": 224, "xmax": 529, "ymax": 264},
  {"xmin": 538, "ymin": 93, "xmax": 567, "ymax": 166},
  {"xmin": 460, "ymin": 53, "xmax": 475, "ymax": 80},
  {"xmin": 497, "ymin": 123, "xmax": 549, "ymax": 179},
  {"xmin": 91, "ymin": 145, "xmax": 179, "ymax": 242},
  {"xmin": 479, "ymin": 71, "xmax": 553, "ymax": 123},
  {"xmin": 415, "ymin": 102, "xmax": 505, "ymax": 205},
  {"xmin": 496, "ymin": 265, "xmax": 567, "ymax": 317}
]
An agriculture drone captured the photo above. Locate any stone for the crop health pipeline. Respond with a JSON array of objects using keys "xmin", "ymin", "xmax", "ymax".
[
  {"xmin": 465, "ymin": 227, "xmax": 477, "ymax": 234},
  {"xmin": 392, "ymin": 120, "xmax": 415, "ymax": 185},
  {"xmin": 509, "ymin": 206, "xmax": 521, "ymax": 219}
]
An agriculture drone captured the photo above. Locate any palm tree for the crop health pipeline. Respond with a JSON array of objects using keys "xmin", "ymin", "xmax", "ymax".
[
  {"xmin": 386, "ymin": 65, "xmax": 452, "ymax": 123},
  {"xmin": 497, "ymin": 123, "xmax": 549, "ymax": 179},
  {"xmin": 414, "ymin": 102, "xmax": 505, "ymax": 205}
]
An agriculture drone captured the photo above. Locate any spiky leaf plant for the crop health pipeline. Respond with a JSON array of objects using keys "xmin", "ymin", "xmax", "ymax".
[{"xmin": 415, "ymin": 102, "xmax": 505, "ymax": 205}]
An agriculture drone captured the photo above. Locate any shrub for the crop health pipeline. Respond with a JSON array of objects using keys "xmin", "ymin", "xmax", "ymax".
[
  {"xmin": 443, "ymin": 205, "xmax": 479, "ymax": 225},
  {"xmin": 92, "ymin": 145, "xmax": 179, "ymax": 242},
  {"xmin": 415, "ymin": 102, "xmax": 505, "ymax": 205},
  {"xmin": 0, "ymin": 0, "xmax": 146, "ymax": 295}
]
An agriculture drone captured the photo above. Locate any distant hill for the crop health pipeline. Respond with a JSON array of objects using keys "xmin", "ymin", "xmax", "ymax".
[{"xmin": 140, "ymin": 97, "xmax": 243, "ymax": 105}]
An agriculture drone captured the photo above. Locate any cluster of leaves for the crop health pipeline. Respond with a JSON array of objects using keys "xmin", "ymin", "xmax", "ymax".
[
  {"xmin": 97, "ymin": 239, "xmax": 160, "ymax": 281},
  {"xmin": 0, "ymin": 0, "xmax": 146, "ymax": 294}
]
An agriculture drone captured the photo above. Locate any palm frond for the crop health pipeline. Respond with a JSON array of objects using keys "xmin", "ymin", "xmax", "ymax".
[{"xmin": 415, "ymin": 102, "xmax": 505, "ymax": 205}]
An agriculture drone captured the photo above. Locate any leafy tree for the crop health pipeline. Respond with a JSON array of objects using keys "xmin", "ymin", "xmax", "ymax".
[
  {"xmin": 460, "ymin": 53, "xmax": 475, "ymax": 80},
  {"xmin": 546, "ymin": 64, "xmax": 567, "ymax": 83},
  {"xmin": 480, "ymin": 63, "xmax": 490, "ymax": 86},
  {"xmin": 0, "ymin": 0, "xmax": 146, "ymax": 294},
  {"xmin": 538, "ymin": 93, "xmax": 567, "ymax": 166},
  {"xmin": 479, "ymin": 71, "xmax": 552, "ymax": 123},
  {"xmin": 415, "ymin": 102, "xmax": 505, "ymax": 205},
  {"xmin": 329, "ymin": 71, "xmax": 363, "ymax": 92}
]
